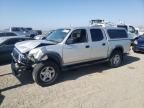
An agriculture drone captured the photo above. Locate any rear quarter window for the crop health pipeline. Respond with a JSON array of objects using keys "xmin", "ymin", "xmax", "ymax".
[{"xmin": 107, "ymin": 29, "xmax": 128, "ymax": 39}]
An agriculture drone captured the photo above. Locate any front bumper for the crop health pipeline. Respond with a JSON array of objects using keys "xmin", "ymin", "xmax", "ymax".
[
  {"xmin": 132, "ymin": 45, "xmax": 144, "ymax": 52},
  {"xmin": 11, "ymin": 62, "xmax": 28, "ymax": 76},
  {"xmin": 11, "ymin": 48, "xmax": 32, "ymax": 76}
]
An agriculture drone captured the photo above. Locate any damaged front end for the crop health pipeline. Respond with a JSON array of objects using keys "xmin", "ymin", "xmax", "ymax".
[{"xmin": 11, "ymin": 48, "xmax": 33, "ymax": 77}]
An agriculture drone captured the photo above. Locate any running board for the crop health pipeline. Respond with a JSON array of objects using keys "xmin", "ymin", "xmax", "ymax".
[{"xmin": 62, "ymin": 58, "xmax": 109, "ymax": 71}]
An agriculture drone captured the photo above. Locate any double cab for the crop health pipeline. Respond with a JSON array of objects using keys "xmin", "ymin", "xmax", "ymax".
[{"xmin": 11, "ymin": 27, "xmax": 131, "ymax": 86}]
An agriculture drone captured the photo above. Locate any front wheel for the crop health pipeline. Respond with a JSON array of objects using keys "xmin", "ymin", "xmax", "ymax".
[
  {"xmin": 109, "ymin": 51, "xmax": 123, "ymax": 68},
  {"xmin": 32, "ymin": 61, "xmax": 60, "ymax": 87}
]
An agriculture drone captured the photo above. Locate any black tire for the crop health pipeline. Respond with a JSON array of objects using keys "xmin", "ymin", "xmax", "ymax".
[
  {"xmin": 109, "ymin": 50, "xmax": 123, "ymax": 68},
  {"xmin": 32, "ymin": 61, "xmax": 60, "ymax": 87}
]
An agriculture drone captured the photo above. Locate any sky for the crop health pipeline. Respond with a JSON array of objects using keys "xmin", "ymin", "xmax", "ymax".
[{"xmin": 0, "ymin": 0, "xmax": 144, "ymax": 30}]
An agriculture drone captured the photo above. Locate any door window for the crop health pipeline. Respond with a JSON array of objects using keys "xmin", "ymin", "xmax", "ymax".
[
  {"xmin": 129, "ymin": 26, "xmax": 136, "ymax": 33},
  {"xmin": 67, "ymin": 29, "xmax": 87, "ymax": 44},
  {"xmin": 90, "ymin": 29, "xmax": 104, "ymax": 41}
]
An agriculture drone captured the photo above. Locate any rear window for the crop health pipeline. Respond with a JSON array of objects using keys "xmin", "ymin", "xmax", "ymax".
[
  {"xmin": 117, "ymin": 25, "xmax": 128, "ymax": 31},
  {"xmin": 107, "ymin": 29, "xmax": 128, "ymax": 39}
]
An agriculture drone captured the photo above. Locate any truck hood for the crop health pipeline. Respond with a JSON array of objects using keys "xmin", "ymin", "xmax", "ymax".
[{"xmin": 15, "ymin": 40, "xmax": 55, "ymax": 53}]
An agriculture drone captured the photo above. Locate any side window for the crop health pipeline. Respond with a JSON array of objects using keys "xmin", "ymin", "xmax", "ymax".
[
  {"xmin": 129, "ymin": 26, "xmax": 135, "ymax": 33},
  {"xmin": 90, "ymin": 29, "xmax": 104, "ymax": 41},
  {"xmin": 68, "ymin": 29, "xmax": 87, "ymax": 44},
  {"xmin": 5, "ymin": 33, "xmax": 17, "ymax": 36},
  {"xmin": 107, "ymin": 29, "xmax": 128, "ymax": 39}
]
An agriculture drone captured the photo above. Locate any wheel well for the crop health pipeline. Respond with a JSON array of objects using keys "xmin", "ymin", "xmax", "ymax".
[
  {"xmin": 47, "ymin": 57, "xmax": 60, "ymax": 66},
  {"xmin": 40, "ymin": 54, "xmax": 62, "ymax": 67},
  {"xmin": 111, "ymin": 47, "xmax": 124, "ymax": 55}
]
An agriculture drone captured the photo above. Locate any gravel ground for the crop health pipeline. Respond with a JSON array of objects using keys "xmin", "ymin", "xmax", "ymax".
[{"xmin": 0, "ymin": 51, "xmax": 144, "ymax": 108}]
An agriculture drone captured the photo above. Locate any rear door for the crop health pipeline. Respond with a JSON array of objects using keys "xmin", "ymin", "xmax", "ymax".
[{"xmin": 89, "ymin": 28, "xmax": 109, "ymax": 59}]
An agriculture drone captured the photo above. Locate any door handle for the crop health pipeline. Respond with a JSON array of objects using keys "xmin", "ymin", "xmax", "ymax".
[
  {"xmin": 102, "ymin": 43, "xmax": 106, "ymax": 46},
  {"xmin": 85, "ymin": 45, "xmax": 90, "ymax": 48}
]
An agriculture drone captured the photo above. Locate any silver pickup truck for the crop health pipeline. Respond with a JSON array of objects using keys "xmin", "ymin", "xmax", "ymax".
[{"xmin": 11, "ymin": 27, "xmax": 131, "ymax": 86}]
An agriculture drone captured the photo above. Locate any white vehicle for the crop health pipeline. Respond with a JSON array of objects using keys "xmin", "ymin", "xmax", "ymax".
[
  {"xmin": 34, "ymin": 30, "xmax": 54, "ymax": 40},
  {"xmin": 11, "ymin": 27, "xmax": 131, "ymax": 86},
  {"xmin": 90, "ymin": 19, "xmax": 115, "ymax": 27},
  {"xmin": 117, "ymin": 24, "xmax": 138, "ymax": 40}
]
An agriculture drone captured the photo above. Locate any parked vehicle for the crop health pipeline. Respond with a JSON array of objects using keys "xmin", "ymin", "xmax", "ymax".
[
  {"xmin": 0, "ymin": 32, "xmax": 21, "ymax": 37},
  {"xmin": 34, "ymin": 30, "xmax": 54, "ymax": 40},
  {"xmin": 90, "ymin": 19, "xmax": 115, "ymax": 27},
  {"xmin": 4, "ymin": 27, "xmax": 37, "ymax": 38},
  {"xmin": 23, "ymin": 28, "xmax": 37, "ymax": 38},
  {"xmin": 11, "ymin": 27, "xmax": 131, "ymax": 86},
  {"xmin": 132, "ymin": 35, "xmax": 144, "ymax": 52},
  {"xmin": 117, "ymin": 24, "xmax": 138, "ymax": 40},
  {"xmin": 0, "ymin": 36, "xmax": 31, "ymax": 61},
  {"xmin": 35, "ymin": 30, "xmax": 42, "ymax": 35},
  {"xmin": 5, "ymin": 27, "xmax": 29, "ymax": 36}
]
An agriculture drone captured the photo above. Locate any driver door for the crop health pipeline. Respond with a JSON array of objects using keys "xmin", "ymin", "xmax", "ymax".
[{"xmin": 63, "ymin": 29, "xmax": 91, "ymax": 65}]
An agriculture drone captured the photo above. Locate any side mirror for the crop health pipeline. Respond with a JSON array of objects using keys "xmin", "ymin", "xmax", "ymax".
[
  {"xmin": 66, "ymin": 38, "xmax": 74, "ymax": 45},
  {"xmin": 66, "ymin": 32, "xmax": 79, "ymax": 45}
]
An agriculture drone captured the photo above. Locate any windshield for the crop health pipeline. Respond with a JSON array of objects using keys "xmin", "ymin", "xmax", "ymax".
[
  {"xmin": 46, "ymin": 29, "xmax": 70, "ymax": 43},
  {"xmin": 43, "ymin": 30, "xmax": 54, "ymax": 36}
]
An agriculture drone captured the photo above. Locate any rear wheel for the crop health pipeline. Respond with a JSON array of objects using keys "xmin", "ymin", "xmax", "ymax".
[
  {"xmin": 109, "ymin": 50, "xmax": 123, "ymax": 68},
  {"xmin": 32, "ymin": 61, "xmax": 60, "ymax": 87}
]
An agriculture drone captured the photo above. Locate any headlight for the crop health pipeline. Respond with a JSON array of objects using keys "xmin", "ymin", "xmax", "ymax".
[
  {"xmin": 18, "ymin": 54, "xmax": 27, "ymax": 64},
  {"xmin": 134, "ymin": 40, "xmax": 138, "ymax": 45},
  {"xmin": 28, "ymin": 55, "xmax": 36, "ymax": 62}
]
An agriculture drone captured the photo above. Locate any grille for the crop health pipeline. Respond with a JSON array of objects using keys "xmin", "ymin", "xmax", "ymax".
[{"xmin": 12, "ymin": 48, "xmax": 27, "ymax": 64}]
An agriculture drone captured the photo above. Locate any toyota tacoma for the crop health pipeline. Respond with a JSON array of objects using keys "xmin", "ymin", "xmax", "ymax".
[{"xmin": 11, "ymin": 27, "xmax": 131, "ymax": 86}]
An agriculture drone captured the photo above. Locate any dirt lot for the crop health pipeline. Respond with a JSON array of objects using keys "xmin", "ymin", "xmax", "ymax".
[{"xmin": 0, "ymin": 51, "xmax": 144, "ymax": 108}]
